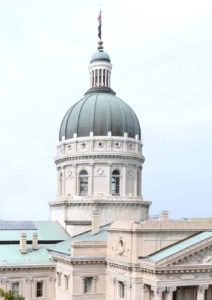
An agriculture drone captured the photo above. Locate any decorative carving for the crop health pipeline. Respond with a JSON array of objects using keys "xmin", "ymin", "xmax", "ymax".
[
  {"xmin": 98, "ymin": 142, "xmax": 104, "ymax": 148},
  {"xmin": 128, "ymin": 143, "xmax": 134, "ymax": 150},
  {"xmin": 81, "ymin": 142, "xmax": 86, "ymax": 148},
  {"xmin": 96, "ymin": 168, "xmax": 104, "ymax": 176},
  {"xmin": 66, "ymin": 145, "xmax": 72, "ymax": 153},
  {"xmin": 166, "ymin": 286, "xmax": 177, "ymax": 294},
  {"xmin": 198, "ymin": 285, "xmax": 208, "ymax": 294},
  {"xmin": 114, "ymin": 142, "xmax": 121, "ymax": 148},
  {"xmin": 112, "ymin": 237, "xmax": 129, "ymax": 257},
  {"xmin": 66, "ymin": 167, "xmax": 72, "ymax": 177},
  {"xmin": 151, "ymin": 286, "xmax": 166, "ymax": 296},
  {"xmin": 128, "ymin": 170, "xmax": 133, "ymax": 177},
  {"xmin": 172, "ymin": 246, "xmax": 212, "ymax": 266}
]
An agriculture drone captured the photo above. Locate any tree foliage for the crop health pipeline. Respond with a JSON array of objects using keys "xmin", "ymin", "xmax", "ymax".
[{"xmin": 0, "ymin": 289, "xmax": 25, "ymax": 300}]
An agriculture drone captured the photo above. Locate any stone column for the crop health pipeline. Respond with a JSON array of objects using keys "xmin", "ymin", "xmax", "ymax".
[
  {"xmin": 92, "ymin": 276, "xmax": 97, "ymax": 294},
  {"xmin": 62, "ymin": 167, "xmax": 65, "ymax": 195},
  {"xmin": 134, "ymin": 168, "xmax": 138, "ymax": 196},
  {"xmin": 197, "ymin": 285, "xmax": 208, "ymax": 300},
  {"xmin": 122, "ymin": 164, "xmax": 127, "ymax": 196},
  {"xmin": 73, "ymin": 164, "xmax": 77, "ymax": 195},
  {"xmin": 49, "ymin": 276, "xmax": 56, "ymax": 300},
  {"xmin": 126, "ymin": 282, "xmax": 132, "ymax": 300},
  {"xmin": 108, "ymin": 277, "xmax": 116, "ymax": 300},
  {"xmin": 141, "ymin": 284, "xmax": 151, "ymax": 300},
  {"xmin": 89, "ymin": 164, "xmax": 93, "ymax": 196},
  {"xmin": 166, "ymin": 286, "xmax": 176, "ymax": 300},
  {"xmin": 81, "ymin": 277, "xmax": 85, "ymax": 294},
  {"xmin": 152, "ymin": 287, "xmax": 165, "ymax": 300},
  {"xmin": 107, "ymin": 163, "xmax": 111, "ymax": 195},
  {"xmin": 97, "ymin": 69, "xmax": 99, "ymax": 86}
]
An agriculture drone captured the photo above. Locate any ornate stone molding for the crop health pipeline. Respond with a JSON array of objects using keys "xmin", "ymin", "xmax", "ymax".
[
  {"xmin": 55, "ymin": 154, "xmax": 144, "ymax": 165},
  {"xmin": 198, "ymin": 284, "xmax": 209, "ymax": 294},
  {"xmin": 151, "ymin": 286, "xmax": 166, "ymax": 296},
  {"xmin": 166, "ymin": 286, "xmax": 177, "ymax": 293}
]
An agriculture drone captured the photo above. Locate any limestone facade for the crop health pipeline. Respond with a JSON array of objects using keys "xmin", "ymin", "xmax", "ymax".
[{"xmin": 49, "ymin": 134, "xmax": 150, "ymax": 236}]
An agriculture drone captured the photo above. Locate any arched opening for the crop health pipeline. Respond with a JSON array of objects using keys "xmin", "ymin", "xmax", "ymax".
[
  {"xmin": 99, "ymin": 69, "xmax": 102, "ymax": 86},
  {"xmin": 103, "ymin": 69, "xmax": 105, "ymax": 86},
  {"xmin": 95, "ymin": 70, "xmax": 98, "ymax": 86},
  {"xmin": 79, "ymin": 170, "xmax": 88, "ymax": 195},
  {"xmin": 111, "ymin": 170, "xmax": 120, "ymax": 195},
  {"xmin": 106, "ymin": 70, "xmax": 109, "ymax": 86},
  {"xmin": 92, "ymin": 70, "xmax": 94, "ymax": 87}
]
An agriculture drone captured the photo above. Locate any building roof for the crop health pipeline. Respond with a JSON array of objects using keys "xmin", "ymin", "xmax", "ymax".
[
  {"xmin": 90, "ymin": 50, "xmax": 111, "ymax": 63},
  {"xmin": 59, "ymin": 91, "xmax": 141, "ymax": 140},
  {"xmin": 0, "ymin": 221, "xmax": 70, "ymax": 242},
  {"xmin": 148, "ymin": 231, "xmax": 212, "ymax": 262},
  {"xmin": 49, "ymin": 224, "xmax": 109, "ymax": 255},
  {"xmin": 0, "ymin": 244, "xmax": 55, "ymax": 266}
]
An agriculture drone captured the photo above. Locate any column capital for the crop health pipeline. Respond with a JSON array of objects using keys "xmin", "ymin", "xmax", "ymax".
[
  {"xmin": 151, "ymin": 286, "xmax": 166, "ymax": 296},
  {"xmin": 198, "ymin": 284, "xmax": 208, "ymax": 294},
  {"xmin": 166, "ymin": 286, "xmax": 177, "ymax": 293}
]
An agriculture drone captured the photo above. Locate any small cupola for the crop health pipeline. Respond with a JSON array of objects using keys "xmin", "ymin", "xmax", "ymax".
[{"xmin": 89, "ymin": 41, "xmax": 112, "ymax": 89}]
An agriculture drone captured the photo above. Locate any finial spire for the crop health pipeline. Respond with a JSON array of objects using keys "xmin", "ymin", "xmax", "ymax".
[{"xmin": 97, "ymin": 10, "xmax": 103, "ymax": 51}]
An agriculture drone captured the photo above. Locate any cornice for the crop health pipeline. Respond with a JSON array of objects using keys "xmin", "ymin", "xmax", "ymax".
[
  {"xmin": 49, "ymin": 199, "xmax": 151, "ymax": 208},
  {"xmin": 52, "ymin": 254, "xmax": 106, "ymax": 265},
  {"xmin": 0, "ymin": 264, "xmax": 55, "ymax": 272},
  {"xmin": 55, "ymin": 154, "xmax": 144, "ymax": 164}
]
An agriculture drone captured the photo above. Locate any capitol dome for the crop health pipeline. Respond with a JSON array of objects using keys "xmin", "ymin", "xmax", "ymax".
[
  {"xmin": 59, "ymin": 90, "xmax": 141, "ymax": 141},
  {"xmin": 59, "ymin": 45, "xmax": 141, "ymax": 141}
]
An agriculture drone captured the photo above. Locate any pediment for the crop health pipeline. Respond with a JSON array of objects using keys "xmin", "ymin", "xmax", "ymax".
[
  {"xmin": 170, "ymin": 244, "xmax": 212, "ymax": 266},
  {"xmin": 153, "ymin": 235, "xmax": 212, "ymax": 268}
]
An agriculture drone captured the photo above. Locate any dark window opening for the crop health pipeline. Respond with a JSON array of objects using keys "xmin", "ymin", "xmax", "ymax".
[
  {"xmin": 80, "ymin": 170, "xmax": 88, "ymax": 195},
  {"xmin": 84, "ymin": 277, "xmax": 92, "ymax": 294},
  {"xmin": 112, "ymin": 170, "xmax": 120, "ymax": 195},
  {"xmin": 36, "ymin": 281, "xmax": 43, "ymax": 298}
]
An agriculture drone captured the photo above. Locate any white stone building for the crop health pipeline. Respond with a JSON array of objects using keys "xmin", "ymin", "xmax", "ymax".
[{"xmin": 0, "ymin": 39, "xmax": 212, "ymax": 300}]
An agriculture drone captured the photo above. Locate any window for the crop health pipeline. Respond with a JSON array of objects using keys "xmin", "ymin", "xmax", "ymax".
[
  {"xmin": 64, "ymin": 275, "xmax": 69, "ymax": 290},
  {"xmin": 119, "ymin": 281, "xmax": 125, "ymax": 298},
  {"xmin": 79, "ymin": 170, "xmax": 88, "ymax": 195},
  {"xmin": 111, "ymin": 170, "xmax": 120, "ymax": 195},
  {"xmin": 12, "ymin": 282, "xmax": 19, "ymax": 297},
  {"xmin": 84, "ymin": 277, "xmax": 92, "ymax": 294},
  {"xmin": 36, "ymin": 281, "xmax": 43, "ymax": 298}
]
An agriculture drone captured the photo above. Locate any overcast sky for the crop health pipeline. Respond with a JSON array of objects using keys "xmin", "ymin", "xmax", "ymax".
[{"xmin": 0, "ymin": 0, "xmax": 211, "ymax": 220}]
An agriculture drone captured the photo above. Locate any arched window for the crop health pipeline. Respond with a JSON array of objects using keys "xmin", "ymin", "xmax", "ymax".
[
  {"xmin": 79, "ymin": 170, "xmax": 88, "ymax": 195},
  {"xmin": 111, "ymin": 170, "xmax": 120, "ymax": 195}
]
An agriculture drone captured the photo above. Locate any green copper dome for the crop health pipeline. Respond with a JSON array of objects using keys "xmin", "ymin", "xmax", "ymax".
[
  {"xmin": 90, "ymin": 50, "xmax": 111, "ymax": 63},
  {"xmin": 59, "ymin": 89, "xmax": 141, "ymax": 141}
]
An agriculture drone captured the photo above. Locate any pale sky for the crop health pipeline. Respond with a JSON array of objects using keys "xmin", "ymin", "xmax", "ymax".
[{"xmin": 0, "ymin": 0, "xmax": 212, "ymax": 220}]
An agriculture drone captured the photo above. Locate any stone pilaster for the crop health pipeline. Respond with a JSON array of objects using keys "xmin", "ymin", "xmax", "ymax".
[
  {"xmin": 166, "ymin": 286, "xmax": 177, "ymax": 300},
  {"xmin": 152, "ymin": 286, "xmax": 166, "ymax": 300},
  {"xmin": 107, "ymin": 163, "xmax": 111, "ymax": 195},
  {"xmin": 89, "ymin": 163, "xmax": 93, "ymax": 195},
  {"xmin": 126, "ymin": 282, "xmax": 132, "ymax": 300},
  {"xmin": 197, "ymin": 285, "xmax": 208, "ymax": 300},
  {"xmin": 122, "ymin": 164, "xmax": 127, "ymax": 196},
  {"xmin": 141, "ymin": 284, "xmax": 151, "ymax": 300},
  {"xmin": 62, "ymin": 167, "xmax": 65, "ymax": 195}
]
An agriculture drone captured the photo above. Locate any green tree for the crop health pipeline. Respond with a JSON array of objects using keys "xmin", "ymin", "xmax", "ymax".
[{"xmin": 0, "ymin": 288, "xmax": 25, "ymax": 300}]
